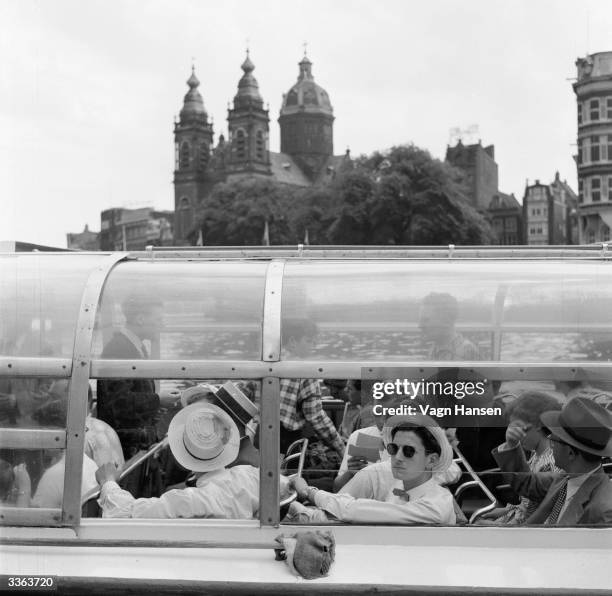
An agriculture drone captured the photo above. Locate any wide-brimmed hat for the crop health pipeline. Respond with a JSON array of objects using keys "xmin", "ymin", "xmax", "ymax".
[
  {"xmin": 168, "ymin": 402, "xmax": 240, "ymax": 472},
  {"xmin": 181, "ymin": 382, "xmax": 258, "ymax": 434},
  {"xmin": 382, "ymin": 413, "xmax": 453, "ymax": 472},
  {"xmin": 540, "ymin": 396, "xmax": 612, "ymax": 457}
]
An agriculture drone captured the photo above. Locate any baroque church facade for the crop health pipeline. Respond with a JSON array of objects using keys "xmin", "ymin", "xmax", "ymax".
[{"xmin": 173, "ymin": 52, "xmax": 351, "ymax": 245}]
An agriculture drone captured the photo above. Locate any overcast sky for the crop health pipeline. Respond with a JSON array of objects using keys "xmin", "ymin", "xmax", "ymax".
[{"xmin": 2, "ymin": 0, "xmax": 611, "ymax": 247}]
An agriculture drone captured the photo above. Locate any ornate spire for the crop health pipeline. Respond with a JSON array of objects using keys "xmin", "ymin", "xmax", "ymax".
[
  {"xmin": 234, "ymin": 50, "xmax": 263, "ymax": 106},
  {"xmin": 180, "ymin": 65, "xmax": 207, "ymax": 123}
]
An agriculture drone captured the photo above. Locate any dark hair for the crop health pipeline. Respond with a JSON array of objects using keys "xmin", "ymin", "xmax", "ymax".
[
  {"xmin": 351, "ymin": 380, "xmax": 362, "ymax": 391},
  {"xmin": 421, "ymin": 292, "xmax": 458, "ymax": 324},
  {"xmin": 390, "ymin": 424, "xmax": 441, "ymax": 456},
  {"xmin": 122, "ymin": 294, "xmax": 163, "ymax": 323},
  {"xmin": 281, "ymin": 318, "xmax": 317, "ymax": 345},
  {"xmin": 0, "ymin": 459, "xmax": 14, "ymax": 499},
  {"xmin": 506, "ymin": 391, "xmax": 562, "ymax": 427}
]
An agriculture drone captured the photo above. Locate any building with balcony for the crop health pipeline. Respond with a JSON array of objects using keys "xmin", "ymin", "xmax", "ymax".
[{"xmin": 574, "ymin": 51, "xmax": 612, "ymax": 243}]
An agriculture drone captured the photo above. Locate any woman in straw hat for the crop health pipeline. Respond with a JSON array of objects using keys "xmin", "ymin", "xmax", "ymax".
[
  {"xmin": 96, "ymin": 401, "xmax": 287, "ymax": 519},
  {"xmin": 290, "ymin": 413, "xmax": 457, "ymax": 525}
]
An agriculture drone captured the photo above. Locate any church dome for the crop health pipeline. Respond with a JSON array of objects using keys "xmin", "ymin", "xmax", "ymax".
[
  {"xmin": 279, "ymin": 54, "xmax": 333, "ymax": 116},
  {"xmin": 179, "ymin": 67, "xmax": 207, "ymax": 123}
]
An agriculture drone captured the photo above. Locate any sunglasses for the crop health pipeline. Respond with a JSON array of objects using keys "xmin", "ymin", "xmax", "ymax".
[{"xmin": 386, "ymin": 443, "xmax": 418, "ymax": 458}]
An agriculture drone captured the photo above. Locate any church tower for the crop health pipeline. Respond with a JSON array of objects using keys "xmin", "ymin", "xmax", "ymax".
[
  {"xmin": 278, "ymin": 53, "xmax": 334, "ymax": 181},
  {"xmin": 226, "ymin": 51, "xmax": 271, "ymax": 176},
  {"xmin": 173, "ymin": 67, "xmax": 214, "ymax": 244}
]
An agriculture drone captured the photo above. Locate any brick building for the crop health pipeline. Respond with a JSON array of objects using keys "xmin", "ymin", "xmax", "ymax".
[
  {"xmin": 487, "ymin": 192, "xmax": 523, "ymax": 244},
  {"xmin": 172, "ymin": 52, "xmax": 351, "ymax": 245},
  {"xmin": 445, "ymin": 140, "xmax": 499, "ymax": 212}
]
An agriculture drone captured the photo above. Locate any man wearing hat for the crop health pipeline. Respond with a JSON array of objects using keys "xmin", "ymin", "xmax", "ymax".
[
  {"xmin": 290, "ymin": 413, "xmax": 457, "ymax": 525},
  {"xmin": 493, "ymin": 396, "xmax": 612, "ymax": 525},
  {"xmin": 96, "ymin": 399, "xmax": 290, "ymax": 519}
]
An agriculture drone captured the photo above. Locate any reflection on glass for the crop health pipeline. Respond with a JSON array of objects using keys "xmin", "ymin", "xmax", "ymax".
[
  {"xmin": 282, "ymin": 261, "xmax": 612, "ymax": 362},
  {"xmin": 0, "ymin": 448, "xmax": 68, "ymax": 509},
  {"xmin": 0, "ymin": 377, "xmax": 69, "ymax": 429},
  {"xmin": 94, "ymin": 261, "xmax": 266, "ymax": 360},
  {"xmin": 0, "ymin": 254, "xmax": 107, "ymax": 357}
]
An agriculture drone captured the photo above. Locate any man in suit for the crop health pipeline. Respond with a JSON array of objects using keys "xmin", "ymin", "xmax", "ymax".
[
  {"xmin": 493, "ymin": 396, "xmax": 612, "ymax": 525},
  {"xmin": 96, "ymin": 294, "xmax": 163, "ymax": 497}
]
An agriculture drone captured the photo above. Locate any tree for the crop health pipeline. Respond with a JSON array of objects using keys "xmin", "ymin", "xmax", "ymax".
[{"xmin": 192, "ymin": 178, "xmax": 299, "ymax": 245}]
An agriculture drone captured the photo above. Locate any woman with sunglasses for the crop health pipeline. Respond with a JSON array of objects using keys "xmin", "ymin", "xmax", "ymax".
[{"xmin": 290, "ymin": 413, "xmax": 456, "ymax": 525}]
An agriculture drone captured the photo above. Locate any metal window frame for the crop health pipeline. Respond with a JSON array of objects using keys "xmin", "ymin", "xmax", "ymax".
[{"xmin": 62, "ymin": 253, "xmax": 128, "ymax": 526}]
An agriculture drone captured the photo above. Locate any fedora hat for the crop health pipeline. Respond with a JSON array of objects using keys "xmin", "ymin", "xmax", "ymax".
[
  {"xmin": 168, "ymin": 402, "xmax": 240, "ymax": 472},
  {"xmin": 382, "ymin": 413, "xmax": 453, "ymax": 473},
  {"xmin": 540, "ymin": 396, "xmax": 612, "ymax": 457}
]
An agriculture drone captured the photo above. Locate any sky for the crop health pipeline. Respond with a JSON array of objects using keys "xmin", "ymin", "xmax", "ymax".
[{"xmin": 1, "ymin": 0, "xmax": 611, "ymax": 248}]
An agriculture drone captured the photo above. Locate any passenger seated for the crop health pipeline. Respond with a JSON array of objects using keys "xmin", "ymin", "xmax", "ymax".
[
  {"xmin": 289, "ymin": 413, "xmax": 457, "ymax": 525},
  {"xmin": 0, "ymin": 459, "xmax": 30, "ymax": 507},
  {"xmin": 477, "ymin": 391, "xmax": 562, "ymax": 524},
  {"xmin": 419, "ymin": 292, "xmax": 480, "ymax": 361},
  {"xmin": 30, "ymin": 398, "xmax": 98, "ymax": 508},
  {"xmin": 493, "ymin": 396, "xmax": 612, "ymax": 525},
  {"xmin": 45, "ymin": 380, "xmax": 124, "ymax": 469},
  {"xmin": 335, "ymin": 396, "xmax": 460, "ymax": 493},
  {"xmin": 96, "ymin": 401, "xmax": 290, "ymax": 519}
]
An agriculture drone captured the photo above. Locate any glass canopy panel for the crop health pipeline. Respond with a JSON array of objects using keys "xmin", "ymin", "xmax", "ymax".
[
  {"xmin": 0, "ymin": 254, "xmax": 108, "ymax": 358},
  {"xmin": 281, "ymin": 260, "xmax": 612, "ymax": 362},
  {"xmin": 94, "ymin": 261, "xmax": 267, "ymax": 360}
]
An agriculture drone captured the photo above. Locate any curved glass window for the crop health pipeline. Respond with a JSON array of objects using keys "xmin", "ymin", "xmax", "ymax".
[
  {"xmin": 93, "ymin": 261, "xmax": 267, "ymax": 360},
  {"xmin": 0, "ymin": 254, "xmax": 109, "ymax": 358},
  {"xmin": 281, "ymin": 260, "xmax": 612, "ymax": 362}
]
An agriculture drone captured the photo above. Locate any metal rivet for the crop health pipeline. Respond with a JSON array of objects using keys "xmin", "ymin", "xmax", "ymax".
[
  {"xmin": 268, "ymin": 425, "xmax": 273, "ymax": 430},
  {"xmin": 7, "ymin": 364, "xmax": 11, "ymax": 368},
  {"xmin": 318, "ymin": 368, "xmax": 323, "ymax": 373},
  {"xmin": 132, "ymin": 366, "xmax": 136, "ymax": 370},
  {"xmin": 268, "ymin": 471, "xmax": 273, "ymax": 478},
  {"xmin": 181, "ymin": 367, "xmax": 186, "ymax": 371}
]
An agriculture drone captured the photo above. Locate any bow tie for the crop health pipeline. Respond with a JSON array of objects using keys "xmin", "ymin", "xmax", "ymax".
[{"xmin": 392, "ymin": 488, "xmax": 410, "ymax": 501}]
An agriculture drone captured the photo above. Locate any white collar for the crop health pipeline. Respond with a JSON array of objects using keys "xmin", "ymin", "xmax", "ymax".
[{"xmin": 393, "ymin": 477, "xmax": 437, "ymax": 499}]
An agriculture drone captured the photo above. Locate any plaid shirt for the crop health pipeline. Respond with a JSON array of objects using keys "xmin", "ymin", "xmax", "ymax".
[{"xmin": 280, "ymin": 379, "xmax": 345, "ymax": 456}]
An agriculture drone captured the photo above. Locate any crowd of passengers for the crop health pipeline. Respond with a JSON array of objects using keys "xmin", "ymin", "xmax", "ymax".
[{"xmin": 1, "ymin": 292, "xmax": 611, "ymax": 526}]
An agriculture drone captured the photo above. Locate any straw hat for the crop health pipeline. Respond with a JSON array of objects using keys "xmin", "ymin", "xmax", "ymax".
[
  {"xmin": 382, "ymin": 413, "xmax": 453, "ymax": 473},
  {"xmin": 168, "ymin": 402, "xmax": 240, "ymax": 472}
]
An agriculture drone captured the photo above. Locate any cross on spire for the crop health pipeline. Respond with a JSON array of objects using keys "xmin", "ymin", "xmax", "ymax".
[{"xmin": 303, "ymin": 41, "xmax": 308, "ymax": 57}]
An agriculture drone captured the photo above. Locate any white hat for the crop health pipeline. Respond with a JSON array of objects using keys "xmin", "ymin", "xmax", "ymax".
[
  {"xmin": 168, "ymin": 402, "xmax": 240, "ymax": 472},
  {"xmin": 382, "ymin": 413, "xmax": 453, "ymax": 473}
]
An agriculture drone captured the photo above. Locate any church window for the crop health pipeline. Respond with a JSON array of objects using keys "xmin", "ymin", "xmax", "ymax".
[
  {"xmin": 180, "ymin": 197, "xmax": 191, "ymax": 210},
  {"xmin": 256, "ymin": 130, "xmax": 264, "ymax": 161},
  {"xmin": 179, "ymin": 142, "xmax": 191, "ymax": 169},
  {"xmin": 236, "ymin": 129, "xmax": 246, "ymax": 160}
]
